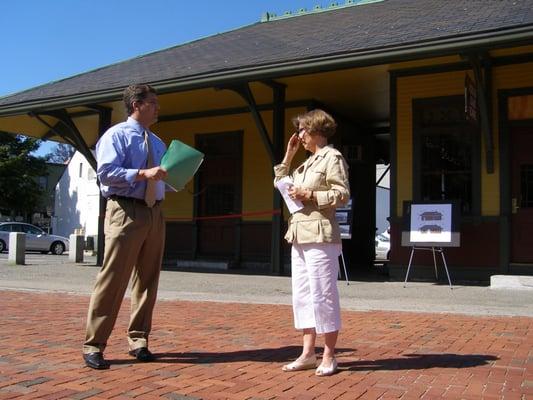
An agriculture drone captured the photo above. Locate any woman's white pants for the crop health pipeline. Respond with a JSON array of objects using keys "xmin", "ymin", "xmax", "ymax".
[{"xmin": 291, "ymin": 242, "xmax": 342, "ymax": 334}]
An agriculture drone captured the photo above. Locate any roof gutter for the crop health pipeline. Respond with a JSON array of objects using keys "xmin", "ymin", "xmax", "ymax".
[{"xmin": 1, "ymin": 25, "xmax": 533, "ymax": 117}]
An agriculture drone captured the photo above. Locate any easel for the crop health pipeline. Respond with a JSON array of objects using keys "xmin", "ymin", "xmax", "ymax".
[
  {"xmin": 338, "ymin": 249, "xmax": 349, "ymax": 285},
  {"xmin": 404, "ymin": 246, "xmax": 453, "ymax": 289}
]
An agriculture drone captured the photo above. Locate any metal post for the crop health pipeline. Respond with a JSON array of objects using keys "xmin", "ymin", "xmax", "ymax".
[
  {"xmin": 432, "ymin": 246, "xmax": 438, "ymax": 279},
  {"xmin": 339, "ymin": 250, "xmax": 350, "ymax": 285},
  {"xmin": 404, "ymin": 247, "xmax": 415, "ymax": 287}
]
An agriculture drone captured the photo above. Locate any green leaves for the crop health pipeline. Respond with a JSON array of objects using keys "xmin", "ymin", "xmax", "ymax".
[{"xmin": 0, "ymin": 133, "xmax": 48, "ymax": 216}]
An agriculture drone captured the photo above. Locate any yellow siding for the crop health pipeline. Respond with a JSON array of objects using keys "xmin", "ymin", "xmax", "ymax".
[
  {"xmin": 154, "ymin": 107, "xmax": 307, "ymax": 222},
  {"xmin": 396, "ymin": 60, "xmax": 533, "ymax": 217}
]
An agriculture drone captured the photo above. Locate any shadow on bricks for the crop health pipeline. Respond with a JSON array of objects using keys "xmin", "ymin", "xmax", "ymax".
[
  {"xmin": 104, "ymin": 345, "xmax": 357, "ymax": 365},
  {"xmin": 340, "ymin": 353, "xmax": 498, "ymax": 371}
]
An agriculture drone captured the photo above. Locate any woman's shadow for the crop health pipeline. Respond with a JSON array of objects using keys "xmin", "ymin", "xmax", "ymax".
[
  {"xmin": 109, "ymin": 347, "xmax": 497, "ymax": 371},
  {"xmin": 340, "ymin": 353, "xmax": 498, "ymax": 371}
]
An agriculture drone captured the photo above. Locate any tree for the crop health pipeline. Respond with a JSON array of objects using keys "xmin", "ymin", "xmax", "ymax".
[
  {"xmin": 46, "ymin": 142, "xmax": 75, "ymax": 163},
  {"xmin": 0, "ymin": 133, "xmax": 48, "ymax": 219}
]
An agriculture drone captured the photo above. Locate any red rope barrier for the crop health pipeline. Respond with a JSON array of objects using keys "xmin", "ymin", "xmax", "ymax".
[{"xmin": 166, "ymin": 209, "xmax": 281, "ymax": 222}]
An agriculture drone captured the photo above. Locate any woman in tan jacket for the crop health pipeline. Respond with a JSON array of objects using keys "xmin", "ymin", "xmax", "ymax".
[{"xmin": 274, "ymin": 109, "xmax": 350, "ymax": 376}]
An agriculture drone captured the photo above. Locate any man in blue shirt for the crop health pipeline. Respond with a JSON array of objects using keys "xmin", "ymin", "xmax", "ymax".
[{"xmin": 83, "ymin": 84, "xmax": 168, "ymax": 370}]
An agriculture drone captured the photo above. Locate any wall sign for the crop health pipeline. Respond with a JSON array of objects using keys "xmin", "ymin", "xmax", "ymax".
[{"xmin": 465, "ymin": 74, "xmax": 478, "ymax": 124}]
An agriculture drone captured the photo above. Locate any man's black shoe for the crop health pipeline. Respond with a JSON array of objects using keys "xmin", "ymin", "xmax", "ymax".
[
  {"xmin": 128, "ymin": 347, "xmax": 155, "ymax": 362},
  {"xmin": 83, "ymin": 352, "xmax": 110, "ymax": 370}
]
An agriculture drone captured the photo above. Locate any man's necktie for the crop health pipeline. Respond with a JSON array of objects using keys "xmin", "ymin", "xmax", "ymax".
[{"xmin": 144, "ymin": 131, "xmax": 157, "ymax": 208}]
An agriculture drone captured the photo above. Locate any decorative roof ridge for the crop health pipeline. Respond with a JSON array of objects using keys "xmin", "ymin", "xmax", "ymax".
[{"xmin": 261, "ymin": 0, "xmax": 385, "ymax": 22}]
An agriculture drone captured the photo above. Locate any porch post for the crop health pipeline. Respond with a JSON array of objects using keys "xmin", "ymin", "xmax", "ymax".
[
  {"xmin": 93, "ymin": 107, "xmax": 112, "ymax": 267},
  {"xmin": 467, "ymin": 53, "xmax": 494, "ymax": 174},
  {"xmin": 265, "ymin": 81, "xmax": 286, "ymax": 275}
]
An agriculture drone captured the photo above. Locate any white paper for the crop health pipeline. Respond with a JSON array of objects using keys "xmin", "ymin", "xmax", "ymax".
[
  {"xmin": 409, "ymin": 203, "xmax": 452, "ymax": 243},
  {"xmin": 275, "ymin": 176, "xmax": 304, "ymax": 214}
]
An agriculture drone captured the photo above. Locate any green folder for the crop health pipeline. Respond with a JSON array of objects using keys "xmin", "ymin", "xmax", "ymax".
[{"xmin": 160, "ymin": 139, "xmax": 204, "ymax": 191}]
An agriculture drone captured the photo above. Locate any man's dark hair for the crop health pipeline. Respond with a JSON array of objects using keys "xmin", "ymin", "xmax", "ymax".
[{"xmin": 123, "ymin": 84, "xmax": 157, "ymax": 115}]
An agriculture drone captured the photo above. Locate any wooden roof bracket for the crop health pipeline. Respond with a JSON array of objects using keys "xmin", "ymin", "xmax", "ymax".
[
  {"xmin": 219, "ymin": 83, "xmax": 275, "ymax": 165},
  {"xmin": 29, "ymin": 109, "xmax": 97, "ymax": 170},
  {"xmin": 465, "ymin": 52, "xmax": 494, "ymax": 174}
]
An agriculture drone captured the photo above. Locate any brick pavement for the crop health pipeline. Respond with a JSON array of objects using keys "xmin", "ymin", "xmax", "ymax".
[{"xmin": 0, "ymin": 291, "xmax": 531, "ymax": 400}]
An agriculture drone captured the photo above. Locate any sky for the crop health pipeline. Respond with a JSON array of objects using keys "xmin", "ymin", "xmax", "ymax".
[{"xmin": 0, "ymin": 0, "xmax": 319, "ymax": 156}]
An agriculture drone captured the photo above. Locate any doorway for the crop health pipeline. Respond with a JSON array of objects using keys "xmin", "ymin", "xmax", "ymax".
[
  {"xmin": 510, "ymin": 126, "xmax": 533, "ymax": 263},
  {"xmin": 195, "ymin": 131, "xmax": 242, "ymax": 260}
]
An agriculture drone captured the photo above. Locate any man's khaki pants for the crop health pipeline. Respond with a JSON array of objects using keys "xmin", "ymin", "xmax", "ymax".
[{"xmin": 83, "ymin": 198, "xmax": 165, "ymax": 354}]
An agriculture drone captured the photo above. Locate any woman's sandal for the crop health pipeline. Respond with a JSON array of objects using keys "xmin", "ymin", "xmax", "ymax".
[
  {"xmin": 282, "ymin": 355, "xmax": 317, "ymax": 372},
  {"xmin": 315, "ymin": 358, "xmax": 338, "ymax": 376}
]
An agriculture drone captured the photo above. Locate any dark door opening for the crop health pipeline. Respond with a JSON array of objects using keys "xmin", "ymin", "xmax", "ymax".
[
  {"xmin": 510, "ymin": 126, "xmax": 533, "ymax": 263},
  {"xmin": 195, "ymin": 131, "xmax": 242, "ymax": 260}
]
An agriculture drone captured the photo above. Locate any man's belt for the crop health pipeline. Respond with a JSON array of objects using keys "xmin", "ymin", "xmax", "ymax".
[{"xmin": 108, "ymin": 194, "xmax": 162, "ymax": 207}]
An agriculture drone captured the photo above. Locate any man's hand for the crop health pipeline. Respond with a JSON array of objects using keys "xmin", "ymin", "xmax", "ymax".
[{"xmin": 137, "ymin": 166, "xmax": 168, "ymax": 181}]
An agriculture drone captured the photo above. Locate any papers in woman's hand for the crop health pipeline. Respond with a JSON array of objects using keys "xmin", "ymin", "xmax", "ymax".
[{"xmin": 275, "ymin": 176, "xmax": 304, "ymax": 214}]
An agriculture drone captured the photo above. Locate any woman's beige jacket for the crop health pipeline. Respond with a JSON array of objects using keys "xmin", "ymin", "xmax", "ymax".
[{"xmin": 274, "ymin": 145, "xmax": 350, "ymax": 244}]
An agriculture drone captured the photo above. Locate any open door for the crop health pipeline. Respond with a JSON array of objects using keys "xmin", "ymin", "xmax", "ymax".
[
  {"xmin": 510, "ymin": 126, "xmax": 533, "ymax": 263},
  {"xmin": 195, "ymin": 132, "xmax": 242, "ymax": 259}
]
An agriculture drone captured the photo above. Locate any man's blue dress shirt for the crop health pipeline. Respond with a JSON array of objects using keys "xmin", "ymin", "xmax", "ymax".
[{"xmin": 96, "ymin": 117, "xmax": 167, "ymax": 200}]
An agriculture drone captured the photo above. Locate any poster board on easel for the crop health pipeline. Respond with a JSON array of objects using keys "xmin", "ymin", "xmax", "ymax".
[
  {"xmin": 335, "ymin": 198, "xmax": 352, "ymax": 284},
  {"xmin": 336, "ymin": 198, "xmax": 352, "ymax": 240},
  {"xmin": 401, "ymin": 201, "xmax": 461, "ymax": 247}
]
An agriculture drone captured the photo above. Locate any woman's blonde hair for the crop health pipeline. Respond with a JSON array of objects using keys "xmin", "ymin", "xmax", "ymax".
[{"xmin": 292, "ymin": 109, "xmax": 337, "ymax": 138}]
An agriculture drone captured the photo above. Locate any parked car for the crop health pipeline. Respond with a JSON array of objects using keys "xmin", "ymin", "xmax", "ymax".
[
  {"xmin": 0, "ymin": 222, "xmax": 70, "ymax": 255},
  {"xmin": 375, "ymin": 228, "xmax": 390, "ymax": 260}
]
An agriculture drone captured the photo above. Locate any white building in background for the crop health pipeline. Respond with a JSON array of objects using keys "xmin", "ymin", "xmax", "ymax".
[
  {"xmin": 52, "ymin": 151, "xmax": 100, "ymax": 239},
  {"xmin": 376, "ymin": 164, "xmax": 390, "ymax": 235}
]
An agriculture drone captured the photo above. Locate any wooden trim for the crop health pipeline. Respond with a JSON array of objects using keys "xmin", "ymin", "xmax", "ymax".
[
  {"xmin": 389, "ymin": 51, "xmax": 533, "ymax": 79},
  {"xmin": 492, "ymin": 52, "xmax": 533, "ymax": 66},
  {"xmin": 389, "ymin": 73, "xmax": 398, "ymax": 219},
  {"xmin": 158, "ymin": 100, "xmax": 312, "ymax": 122},
  {"xmin": 390, "ymin": 61, "xmax": 470, "ymax": 78}
]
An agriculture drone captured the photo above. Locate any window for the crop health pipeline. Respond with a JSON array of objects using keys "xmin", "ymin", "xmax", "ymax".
[
  {"xmin": 79, "ymin": 163, "xmax": 83, "ymax": 178},
  {"xmin": 11, "ymin": 224, "xmax": 24, "ymax": 233},
  {"xmin": 0, "ymin": 224, "xmax": 12, "ymax": 232},
  {"xmin": 22, "ymin": 224, "xmax": 43, "ymax": 235},
  {"xmin": 414, "ymin": 96, "xmax": 478, "ymax": 215}
]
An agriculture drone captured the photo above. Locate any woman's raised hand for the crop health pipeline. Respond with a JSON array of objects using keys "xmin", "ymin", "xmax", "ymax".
[{"xmin": 284, "ymin": 133, "xmax": 300, "ymax": 162}]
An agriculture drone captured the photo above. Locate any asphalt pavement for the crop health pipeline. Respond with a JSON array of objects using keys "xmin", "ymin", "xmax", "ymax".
[{"xmin": 1, "ymin": 253, "xmax": 532, "ymax": 317}]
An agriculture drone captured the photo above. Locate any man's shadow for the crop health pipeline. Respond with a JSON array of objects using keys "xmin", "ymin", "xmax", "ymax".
[
  {"xmin": 109, "ymin": 347, "xmax": 497, "ymax": 371},
  {"xmin": 109, "ymin": 346, "xmax": 337, "ymax": 365}
]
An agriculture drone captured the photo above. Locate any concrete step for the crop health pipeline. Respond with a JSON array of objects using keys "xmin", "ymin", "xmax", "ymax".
[{"xmin": 490, "ymin": 275, "xmax": 533, "ymax": 290}]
